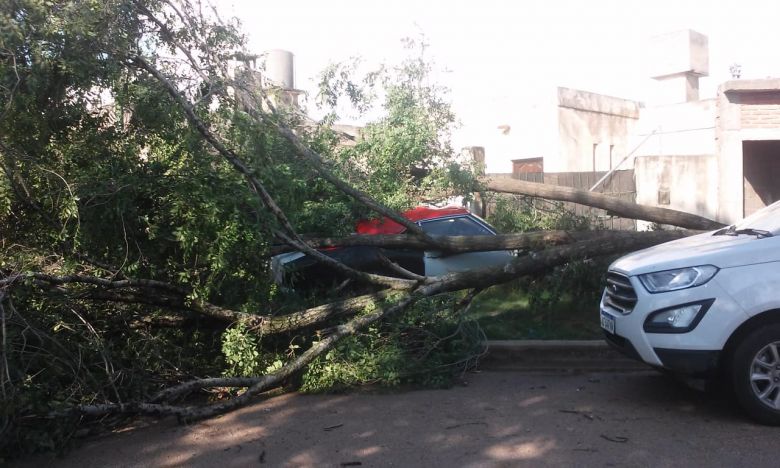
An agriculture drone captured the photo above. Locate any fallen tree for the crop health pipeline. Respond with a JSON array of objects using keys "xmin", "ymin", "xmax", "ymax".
[
  {"xmin": 50, "ymin": 228, "xmax": 689, "ymax": 421},
  {"xmin": 483, "ymin": 176, "xmax": 725, "ymax": 230},
  {"xmin": 270, "ymin": 229, "xmax": 701, "ymax": 255},
  {"xmin": 0, "ymin": 0, "xmax": 720, "ymax": 456}
]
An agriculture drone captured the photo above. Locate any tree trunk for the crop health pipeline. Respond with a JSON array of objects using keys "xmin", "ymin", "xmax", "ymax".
[
  {"xmin": 271, "ymin": 229, "xmax": 701, "ymax": 255},
  {"xmin": 483, "ymin": 176, "xmax": 725, "ymax": 230}
]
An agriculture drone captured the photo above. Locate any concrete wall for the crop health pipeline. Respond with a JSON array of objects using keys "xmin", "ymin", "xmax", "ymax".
[
  {"xmin": 633, "ymin": 99, "xmax": 716, "ymax": 157},
  {"xmin": 634, "ymin": 155, "xmax": 719, "ymax": 221},
  {"xmin": 550, "ymin": 87, "xmax": 640, "ymax": 173},
  {"xmin": 626, "ymin": 98, "xmax": 718, "ymax": 223}
]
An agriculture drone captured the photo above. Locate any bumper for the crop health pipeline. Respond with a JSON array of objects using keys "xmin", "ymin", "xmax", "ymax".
[
  {"xmin": 600, "ymin": 275, "xmax": 748, "ymax": 376},
  {"xmin": 604, "ymin": 331, "xmax": 720, "ymax": 376}
]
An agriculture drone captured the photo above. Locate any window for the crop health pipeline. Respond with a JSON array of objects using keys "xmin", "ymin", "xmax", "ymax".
[
  {"xmin": 420, "ymin": 216, "xmax": 494, "ymax": 236},
  {"xmin": 512, "ymin": 157, "xmax": 543, "ymax": 175},
  {"xmin": 609, "ymin": 144, "xmax": 615, "ymax": 170}
]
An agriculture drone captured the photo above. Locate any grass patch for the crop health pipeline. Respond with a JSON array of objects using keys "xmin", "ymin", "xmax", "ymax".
[{"xmin": 468, "ymin": 278, "xmax": 604, "ymax": 340}]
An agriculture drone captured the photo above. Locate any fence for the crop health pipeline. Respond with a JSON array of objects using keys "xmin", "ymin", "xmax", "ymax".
[{"xmin": 483, "ymin": 170, "xmax": 637, "ymax": 230}]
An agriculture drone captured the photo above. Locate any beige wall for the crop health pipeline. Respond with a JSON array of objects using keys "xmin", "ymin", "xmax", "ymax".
[
  {"xmin": 548, "ymin": 88, "xmax": 640, "ymax": 173},
  {"xmin": 634, "ymin": 155, "xmax": 719, "ymax": 222}
]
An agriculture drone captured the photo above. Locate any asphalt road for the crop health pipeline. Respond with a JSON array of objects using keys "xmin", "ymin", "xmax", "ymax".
[{"xmin": 17, "ymin": 371, "xmax": 780, "ymax": 467}]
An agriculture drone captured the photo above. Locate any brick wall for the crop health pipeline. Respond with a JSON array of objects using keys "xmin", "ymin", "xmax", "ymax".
[{"xmin": 740, "ymin": 92, "xmax": 780, "ymax": 128}]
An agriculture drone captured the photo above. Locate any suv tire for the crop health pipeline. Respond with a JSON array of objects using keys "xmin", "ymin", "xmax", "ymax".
[{"xmin": 731, "ymin": 324, "xmax": 780, "ymax": 425}]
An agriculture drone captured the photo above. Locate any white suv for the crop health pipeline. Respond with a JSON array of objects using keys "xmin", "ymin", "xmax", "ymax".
[{"xmin": 601, "ymin": 200, "xmax": 780, "ymax": 425}]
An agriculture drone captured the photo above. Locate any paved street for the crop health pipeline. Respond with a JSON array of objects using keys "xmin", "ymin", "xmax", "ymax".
[{"xmin": 17, "ymin": 371, "xmax": 780, "ymax": 467}]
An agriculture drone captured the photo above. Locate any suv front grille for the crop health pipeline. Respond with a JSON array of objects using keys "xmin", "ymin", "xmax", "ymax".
[{"xmin": 603, "ymin": 272, "xmax": 637, "ymax": 314}]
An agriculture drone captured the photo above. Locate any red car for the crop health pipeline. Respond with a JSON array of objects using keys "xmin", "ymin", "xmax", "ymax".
[{"xmin": 272, "ymin": 206, "xmax": 513, "ymax": 287}]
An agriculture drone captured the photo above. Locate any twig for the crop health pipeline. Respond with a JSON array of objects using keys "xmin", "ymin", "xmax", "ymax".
[
  {"xmin": 56, "ymin": 293, "xmax": 418, "ymax": 420},
  {"xmin": 0, "ymin": 292, "xmax": 11, "ymax": 398},
  {"xmin": 375, "ymin": 251, "xmax": 426, "ymax": 281}
]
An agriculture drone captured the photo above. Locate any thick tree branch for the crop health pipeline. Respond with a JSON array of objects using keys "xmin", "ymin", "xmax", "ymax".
[
  {"xmin": 9, "ymin": 272, "xmax": 400, "ymax": 336},
  {"xmin": 419, "ymin": 230, "xmax": 692, "ymax": 296},
  {"xmin": 483, "ymin": 176, "xmax": 725, "ymax": 230},
  {"xmin": 270, "ymin": 229, "xmax": 702, "ymax": 255}
]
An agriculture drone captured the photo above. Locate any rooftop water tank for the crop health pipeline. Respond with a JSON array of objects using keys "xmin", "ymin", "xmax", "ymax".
[{"xmin": 264, "ymin": 49, "xmax": 295, "ymax": 90}]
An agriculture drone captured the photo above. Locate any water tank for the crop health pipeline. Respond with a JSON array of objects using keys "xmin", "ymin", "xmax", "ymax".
[{"xmin": 264, "ymin": 49, "xmax": 295, "ymax": 90}]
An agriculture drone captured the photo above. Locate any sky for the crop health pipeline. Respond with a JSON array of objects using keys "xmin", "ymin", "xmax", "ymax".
[{"xmin": 215, "ymin": 0, "xmax": 780, "ymax": 148}]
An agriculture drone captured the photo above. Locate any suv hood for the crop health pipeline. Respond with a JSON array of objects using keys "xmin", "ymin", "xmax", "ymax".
[{"xmin": 611, "ymin": 230, "xmax": 780, "ymax": 276}]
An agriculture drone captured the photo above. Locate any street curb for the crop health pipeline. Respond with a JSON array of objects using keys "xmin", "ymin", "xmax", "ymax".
[{"xmin": 479, "ymin": 339, "xmax": 648, "ymax": 372}]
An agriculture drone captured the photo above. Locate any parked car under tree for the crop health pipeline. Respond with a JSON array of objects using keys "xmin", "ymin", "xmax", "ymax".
[{"xmin": 272, "ymin": 206, "xmax": 514, "ymax": 288}]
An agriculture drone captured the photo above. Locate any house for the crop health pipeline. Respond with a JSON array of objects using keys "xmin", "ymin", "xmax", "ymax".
[{"xmin": 473, "ymin": 30, "xmax": 780, "ymax": 226}]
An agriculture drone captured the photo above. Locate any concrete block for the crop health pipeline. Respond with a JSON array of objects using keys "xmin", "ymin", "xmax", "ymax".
[{"xmin": 649, "ymin": 30, "xmax": 709, "ymax": 79}]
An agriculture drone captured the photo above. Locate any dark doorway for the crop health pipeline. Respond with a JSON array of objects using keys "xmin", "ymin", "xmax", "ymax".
[{"xmin": 743, "ymin": 140, "xmax": 780, "ymax": 216}]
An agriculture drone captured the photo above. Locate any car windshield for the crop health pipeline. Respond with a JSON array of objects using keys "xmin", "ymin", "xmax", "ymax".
[
  {"xmin": 419, "ymin": 216, "xmax": 495, "ymax": 236},
  {"xmin": 734, "ymin": 200, "xmax": 780, "ymax": 234}
]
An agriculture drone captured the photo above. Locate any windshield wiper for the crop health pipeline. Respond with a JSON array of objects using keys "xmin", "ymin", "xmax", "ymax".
[
  {"xmin": 732, "ymin": 228, "xmax": 774, "ymax": 238},
  {"xmin": 713, "ymin": 225, "xmax": 773, "ymax": 238},
  {"xmin": 713, "ymin": 225, "xmax": 736, "ymax": 236}
]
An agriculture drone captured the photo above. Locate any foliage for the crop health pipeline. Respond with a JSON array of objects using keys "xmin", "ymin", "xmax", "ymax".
[
  {"xmin": 300, "ymin": 294, "xmax": 484, "ymax": 392},
  {"xmin": 0, "ymin": 294, "xmax": 224, "ymax": 457},
  {"xmin": 314, "ymin": 37, "xmax": 476, "ymax": 217},
  {"xmin": 0, "ymin": 0, "xmax": 483, "ymax": 459},
  {"xmin": 487, "ymin": 194, "xmax": 592, "ymax": 233},
  {"xmin": 221, "ymin": 322, "xmax": 265, "ymax": 377},
  {"xmin": 0, "ymin": 0, "xmax": 267, "ymax": 457},
  {"xmin": 469, "ymin": 257, "xmax": 615, "ymax": 340}
]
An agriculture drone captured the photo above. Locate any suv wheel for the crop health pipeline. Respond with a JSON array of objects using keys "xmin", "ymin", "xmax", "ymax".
[{"xmin": 732, "ymin": 324, "xmax": 780, "ymax": 425}]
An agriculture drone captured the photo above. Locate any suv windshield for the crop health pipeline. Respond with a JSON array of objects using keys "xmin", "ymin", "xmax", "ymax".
[{"xmin": 735, "ymin": 200, "xmax": 780, "ymax": 235}]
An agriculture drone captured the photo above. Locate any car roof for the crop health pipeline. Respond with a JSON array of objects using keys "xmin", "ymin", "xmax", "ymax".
[{"xmin": 355, "ymin": 206, "xmax": 470, "ymax": 235}]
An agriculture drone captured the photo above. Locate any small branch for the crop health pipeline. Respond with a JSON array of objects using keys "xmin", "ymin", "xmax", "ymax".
[
  {"xmin": 375, "ymin": 251, "xmax": 426, "ymax": 281},
  {"xmin": 0, "ymin": 293, "xmax": 11, "ymax": 399},
  {"xmin": 152, "ymin": 377, "xmax": 262, "ymax": 403},
  {"xmin": 0, "ymin": 272, "xmax": 187, "ymax": 293},
  {"xmin": 56, "ymin": 293, "xmax": 418, "ymax": 421}
]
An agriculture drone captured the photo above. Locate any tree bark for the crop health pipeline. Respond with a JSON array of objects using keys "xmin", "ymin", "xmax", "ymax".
[
  {"xmin": 483, "ymin": 176, "xmax": 725, "ymax": 230},
  {"xmin": 419, "ymin": 230, "xmax": 691, "ymax": 296},
  {"xmin": 17, "ymin": 273, "xmax": 399, "ymax": 336},
  {"xmin": 270, "ymin": 229, "xmax": 701, "ymax": 255}
]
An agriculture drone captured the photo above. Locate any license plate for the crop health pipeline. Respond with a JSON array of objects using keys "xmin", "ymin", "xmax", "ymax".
[{"xmin": 600, "ymin": 311, "xmax": 616, "ymax": 334}]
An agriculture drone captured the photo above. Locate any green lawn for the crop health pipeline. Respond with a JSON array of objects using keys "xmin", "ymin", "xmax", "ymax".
[{"xmin": 467, "ymin": 280, "xmax": 604, "ymax": 340}]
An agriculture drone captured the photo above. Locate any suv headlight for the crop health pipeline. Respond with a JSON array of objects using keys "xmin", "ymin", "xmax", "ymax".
[{"xmin": 638, "ymin": 265, "xmax": 718, "ymax": 293}]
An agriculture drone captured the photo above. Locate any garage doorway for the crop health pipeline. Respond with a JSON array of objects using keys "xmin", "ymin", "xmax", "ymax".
[{"xmin": 743, "ymin": 140, "xmax": 780, "ymax": 217}]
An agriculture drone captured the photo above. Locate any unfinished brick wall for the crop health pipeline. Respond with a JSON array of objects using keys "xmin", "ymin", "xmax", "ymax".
[{"xmin": 740, "ymin": 92, "xmax": 780, "ymax": 128}]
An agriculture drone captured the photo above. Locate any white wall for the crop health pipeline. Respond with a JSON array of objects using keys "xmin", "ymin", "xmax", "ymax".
[{"xmin": 634, "ymin": 154, "xmax": 719, "ymax": 221}]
